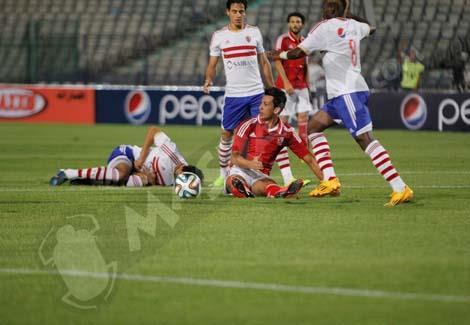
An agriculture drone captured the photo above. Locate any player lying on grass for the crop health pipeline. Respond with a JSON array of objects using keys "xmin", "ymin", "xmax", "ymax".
[
  {"xmin": 269, "ymin": 0, "xmax": 413, "ymax": 206},
  {"xmin": 49, "ymin": 127, "xmax": 204, "ymax": 187},
  {"xmin": 225, "ymin": 87, "xmax": 339, "ymax": 198}
]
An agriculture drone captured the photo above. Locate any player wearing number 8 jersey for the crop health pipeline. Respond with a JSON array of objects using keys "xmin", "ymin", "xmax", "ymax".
[{"xmin": 269, "ymin": 0, "xmax": 413, "ymax": 206}]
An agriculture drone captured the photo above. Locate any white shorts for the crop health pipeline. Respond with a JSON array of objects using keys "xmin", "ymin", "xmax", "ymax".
[
  {"xmin": 229, "ymin": 166, "xmax": 272, "ymax": 187},
  {"xmin": 280, "ymin": 88, "xmax": 313, "ymax": 117}
]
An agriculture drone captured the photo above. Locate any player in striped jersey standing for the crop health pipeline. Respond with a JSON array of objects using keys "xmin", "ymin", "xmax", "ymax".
[
  {"xmin": 203, "ymin": 0, "xmax": 295, "ymax": 188},
  {"xmin": 269, "ymin": 0, "xmax": 413, "ymax": 206}
]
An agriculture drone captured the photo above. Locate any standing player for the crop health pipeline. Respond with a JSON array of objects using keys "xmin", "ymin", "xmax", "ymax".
[
  {"xmin": 274, "ymin": 11, "xmax": 314, "ymax": 185},
  {"xmin": 226, "ymin": 87, "xmax": 337, "ymax": 198},
  {"xmin": 269, "ymin": 0, "xmax": 413, "ymax": 206},
  {"xmin": 203, "ymin": 0, "xmax": 294, "ymax": 187},
  {"xmin": 49, "ymin": 126, "xmax": 204, "ymax": 187}
]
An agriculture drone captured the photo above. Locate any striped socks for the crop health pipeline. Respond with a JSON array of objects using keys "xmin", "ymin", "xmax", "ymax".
[
  {"xmin": 64, "ymin": 167, "xmax": 120, "ymax": 185},
  {"xmin": 308, "ymin": 133, "xmax": 336, "ymax": 181},
  {"xmin": 218, "ymin": 137, "xmax": 232, "ymax": 178},
  {"xmin": 275, "ymin": 147, "xmax": 293, "ymax": 185},
  {"xmin": 365, "ymin": 140, "xmax": 406, "ymax": 192}
]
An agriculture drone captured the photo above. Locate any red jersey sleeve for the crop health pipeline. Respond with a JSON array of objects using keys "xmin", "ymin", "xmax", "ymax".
[
  {"xmin": 286, "ymin": 128, "xmax": 310, "ymax": 159},
  {"xmin": 232, "ymin": 118, "xmax": 257, "ymax": 153}
]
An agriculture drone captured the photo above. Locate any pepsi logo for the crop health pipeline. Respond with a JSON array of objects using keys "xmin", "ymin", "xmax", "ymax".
[
  {"xmin": 124, "ymin": 90, "xmax": 151, "ymax": 125},
  {"xmin": 400, "ymin": 93, "xmax": 427, "ymax": 130},
  {"xmin": 0, "ymin": 88, "xmax": 46, "ymax": 118},
  {"xmin": 337, "ymin": 28, "xmax": 346, "ymax": 38}
]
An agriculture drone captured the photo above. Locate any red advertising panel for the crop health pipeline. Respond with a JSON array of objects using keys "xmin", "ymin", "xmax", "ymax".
[{"xmin": 0, "ymin": 85, "xmax": 95, "ymax": 124}]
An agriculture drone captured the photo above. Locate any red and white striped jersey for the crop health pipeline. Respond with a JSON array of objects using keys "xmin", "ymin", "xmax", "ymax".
[
  {"xmin": 131, "ymin": 133, "xmax": 187, "ymax": 186},
  {"xmin": 210, "ymin": 24, "xmax": 265, "ymax": 97},
  {"xmin": 232, "ymin": 115, "xmax": 310, "ymax": 175}
]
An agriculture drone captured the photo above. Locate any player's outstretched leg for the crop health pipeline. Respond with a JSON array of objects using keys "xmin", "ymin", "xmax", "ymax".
[
  {"xmin": 307, "ymin": 133, "xmax": 341, "ymax": 197},
  {"xmin": 226, "ymin": 175, "xmax": 254, "ymax": 198},
  {"xmin": 266, "ymin": 179, "xmax": 304, "ymax": 198},
  {"xmin": 50, "ymin": 167, "xmax": 121, "ymax": 186},
  {"xmin": 213, "ymin": 133, "xmax": 232, "ymax": 187},
  {"xmin": 305, "ymin": 110, "xmax": 341, "ymax": 197},
  {"xmin": 363, "ymin": 139, "xmax": 413, "ymax": 207}
]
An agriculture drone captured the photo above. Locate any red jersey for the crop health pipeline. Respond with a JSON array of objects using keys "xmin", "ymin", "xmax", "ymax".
[
  {"xmin": 232, "ymin": 115, "xmax": 310, "ymax": 175},
  {"xmin": 275, "ymin": 32, "xmax": 309, "ymax": 90}
]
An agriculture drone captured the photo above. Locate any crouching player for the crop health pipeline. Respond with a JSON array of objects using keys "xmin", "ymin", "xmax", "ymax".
[
  {"xmin": 49, "ymin": 126, "xmax": 204, "ymax": 187},
  {"xmin": 226, "ymin": 87, "xmax": 339, "ymax": 198}
]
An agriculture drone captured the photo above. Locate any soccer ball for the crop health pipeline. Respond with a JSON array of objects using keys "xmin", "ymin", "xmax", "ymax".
[{"xmin": 174, "ymin": 172, "xmax": 201, "ymax": 199}]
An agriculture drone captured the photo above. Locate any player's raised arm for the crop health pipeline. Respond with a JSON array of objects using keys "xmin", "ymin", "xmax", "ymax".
[{"xmin": 134, "ymin": 126, "xmax": 161, "ymax": 170}]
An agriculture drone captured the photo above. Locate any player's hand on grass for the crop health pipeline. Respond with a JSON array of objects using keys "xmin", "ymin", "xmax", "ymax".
[
  {"xmin": 250, "ymin": 156, "xmax": 264, "ymax": 171},
  {"xmin": 203, "ymin": 79, "xmax": 213, "ymax": 94}
]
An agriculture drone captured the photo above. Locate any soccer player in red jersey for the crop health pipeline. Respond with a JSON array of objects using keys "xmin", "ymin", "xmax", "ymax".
[
  {"xmin": 273, "ymin": 12, "xmax": 315, "ymax": 186},
  {"xmin": 226, "ymin": 87, "xmax": 334, "ymax": 198}
]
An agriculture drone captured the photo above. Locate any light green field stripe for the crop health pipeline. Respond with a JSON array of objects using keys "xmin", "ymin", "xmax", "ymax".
[{"xmin": 1, "ymin": 268, "xmax": 469, "ymax": 303}]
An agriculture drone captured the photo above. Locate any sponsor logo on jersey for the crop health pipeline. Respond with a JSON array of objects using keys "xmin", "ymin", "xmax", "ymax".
[
  {"xmin": 226, "ymin": 59, "xmax": 258, "ymax": 70},
  {"xmin": 400, "ymin": 93, "xmax": 427, "ymax": 130},
  {"xmin": 0, "ymin": 88, "xmax": 46, "ymax": 118},
  {"xmin": 124, "ymin": 90, "xmax": 151, "ymax": 125},
  {"xmin": 337, "ymin": 28, "xmax": 346, "ymax": 38}
]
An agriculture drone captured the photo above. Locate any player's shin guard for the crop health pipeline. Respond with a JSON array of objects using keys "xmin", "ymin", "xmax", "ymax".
[
  {"xmin": 276, "ymin": 147, "xmax": 294, "ymax": 185},
  {"xmin": 218, "ymin": 137, "xmax": 232, "ymax": 178},
  {"xmin": 64, "ymin": 167, "xmax": 120, "ymax": 185},
  {"xmin": 309, "ymin": 133, "xmax": 336, "ymax": 181},
  {"xmin": 365, "ymin": 140, "xmax": 406, "ymax": 192},
  {"xmin": 298, "ymin": 121, "xmax": 308, "ymax": 146}
]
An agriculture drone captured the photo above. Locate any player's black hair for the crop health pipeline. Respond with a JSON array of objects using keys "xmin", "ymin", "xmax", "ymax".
[
  {"xmin": 226, "ymin": 0, "xmax": 248, "ymax": 10},
  {"xmin": 265, "ymin": 87, "xmax": 287, "ymax": 112},
  {"xmin": 322, "ymin": 0, "xmax": 347, "ymax": 19},
  {"xmin": 287, "ymin": 12, "xmax": 306, "ymax": 24},
  {"xmin": 182, "ymin": 165, "xmax": 205, "ymax": 183}
]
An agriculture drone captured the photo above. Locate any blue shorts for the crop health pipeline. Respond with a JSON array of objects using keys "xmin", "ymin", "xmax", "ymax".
[
  {"xmin": 322, "ymin": 91, "xmax": 373, "ymax": 138},
  {"xmin": 107, "ymin": 145, "xmax": 135, "ymax": 165},
  {"xmin": 221, "ymin": 92, "xmax": 264, "ymax": 131}
]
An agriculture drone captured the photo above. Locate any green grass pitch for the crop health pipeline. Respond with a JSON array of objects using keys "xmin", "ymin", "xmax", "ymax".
[{"xmin": 0, "ymin": 123, "xmax": 469, "ymax": 324}]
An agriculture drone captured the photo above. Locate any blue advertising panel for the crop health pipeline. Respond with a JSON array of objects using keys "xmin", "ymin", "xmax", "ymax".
[{"xmin": 96, "ymin": 88, "xmax": 225, "ymax": 126}]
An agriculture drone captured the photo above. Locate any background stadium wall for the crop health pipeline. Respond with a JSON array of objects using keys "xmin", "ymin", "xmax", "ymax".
[{"xmin": 0, "ymin": 84, "xmax": 469, "ymax": 132}]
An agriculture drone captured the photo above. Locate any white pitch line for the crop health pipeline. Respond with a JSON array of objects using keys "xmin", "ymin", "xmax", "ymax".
[{"xmin": 0, "ymin": 268, "xmax": 469, "ymax": 303}]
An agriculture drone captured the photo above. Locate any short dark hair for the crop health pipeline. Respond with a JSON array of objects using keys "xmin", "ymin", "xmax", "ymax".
[
  {"xmin": 226, "ymin": 0, "xmax": 248, "ymax": 10},
  {"xmin": 265, "ymin": 87, "xmax": 287, "ymax": 111},
  {"xmin": 287, "ymin": 12, "xmax": 306, "ymax": 24},
  {"xmin": 322, "ymin": 0, "xmax": 347, "ymax": 19},
  {"xmin": 182, "ymin": 165, "xmax": 205, "ymax": 183}
]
